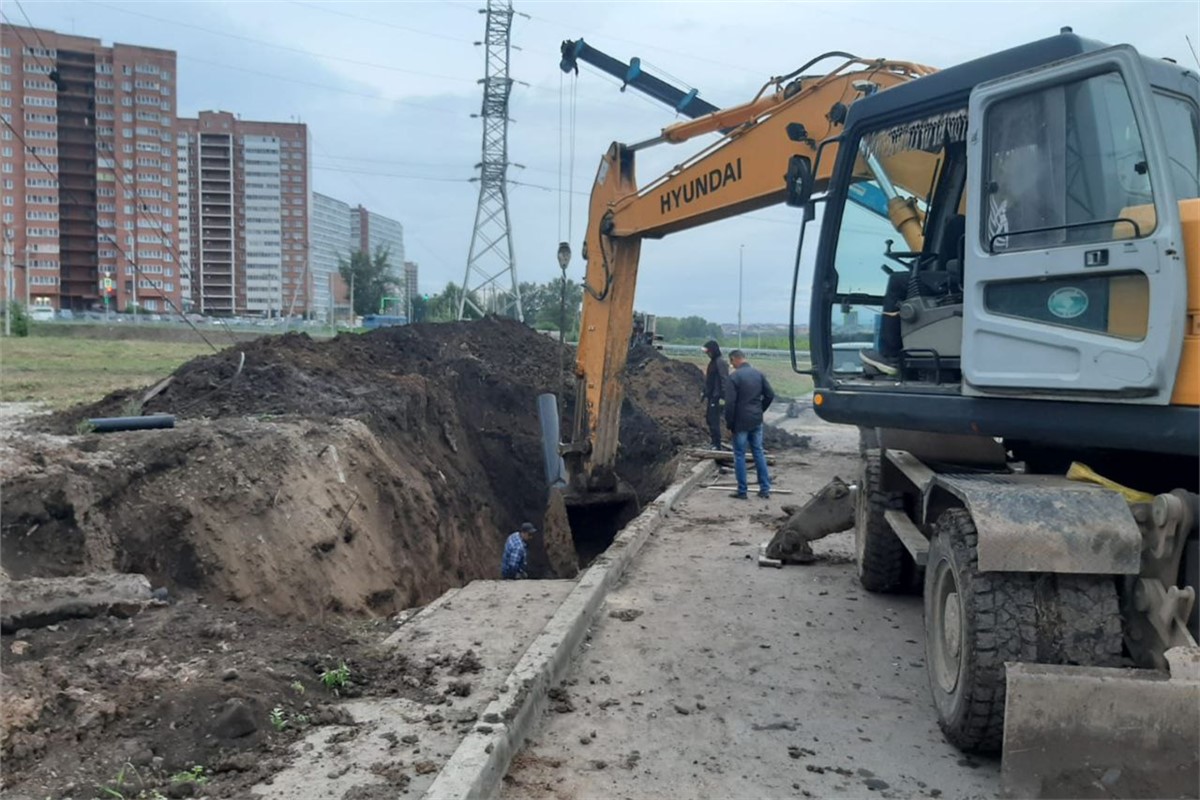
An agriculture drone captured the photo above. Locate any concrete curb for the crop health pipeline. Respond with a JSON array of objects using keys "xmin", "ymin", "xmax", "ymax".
[{"xmin": 424, "ymin": 459, "xmax": 717, "ymax": 800}]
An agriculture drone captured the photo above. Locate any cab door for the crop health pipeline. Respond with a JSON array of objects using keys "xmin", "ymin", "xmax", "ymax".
[{"xmin": 962, "ymin": 46, "xmax": 1187, "ymax": 403}]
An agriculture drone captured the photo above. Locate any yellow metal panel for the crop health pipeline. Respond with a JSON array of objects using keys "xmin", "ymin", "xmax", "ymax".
[
  {"xmin": 1171, "ymin": 198, "xmax": 1200, "ymax": 406},
  {"xmin": 1106, "ymin": 274, "xmax": 1148, "ymax": 339}
]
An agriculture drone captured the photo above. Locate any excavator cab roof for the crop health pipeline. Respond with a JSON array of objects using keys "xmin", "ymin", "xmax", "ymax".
[{"xmin": 843, "ymin": 30, "xmax": 1193, "ymax": 132}]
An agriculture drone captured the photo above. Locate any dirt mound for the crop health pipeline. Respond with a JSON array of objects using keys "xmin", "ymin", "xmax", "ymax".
[{"xmin": 6, "ymin": 320, "xmax": 710, "ymax": 614}]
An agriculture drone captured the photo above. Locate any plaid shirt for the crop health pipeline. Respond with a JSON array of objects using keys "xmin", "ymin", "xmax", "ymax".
[{"xmin": 501, "ymin": 532, "xmax": 527, "ymax": 579}]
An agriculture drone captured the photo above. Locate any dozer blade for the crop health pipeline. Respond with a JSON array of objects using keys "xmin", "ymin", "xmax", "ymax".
[{"xmin": 1002, "ymin": 649, "xmax": 1200, "ymax": 799}]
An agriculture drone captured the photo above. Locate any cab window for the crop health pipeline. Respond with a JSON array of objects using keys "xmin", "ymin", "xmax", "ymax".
[
  {"xmin": 1154, "ymin": 91, "xmax": 1200, "ymax": 200},
  {"xmin": 983, "ymin": 71, "xmax": 1155, "ymax": 252}
]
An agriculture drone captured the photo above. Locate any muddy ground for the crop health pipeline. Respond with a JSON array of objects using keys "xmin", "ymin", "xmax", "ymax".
[{"xmin": 0, "ymin": 319, "xmax": 805, "ymax": 798}]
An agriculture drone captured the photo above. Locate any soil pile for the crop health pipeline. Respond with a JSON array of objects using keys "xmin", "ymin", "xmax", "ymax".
[{"xmin": 6, "ymin": 319, "xmax": 711, "ymax": 618}]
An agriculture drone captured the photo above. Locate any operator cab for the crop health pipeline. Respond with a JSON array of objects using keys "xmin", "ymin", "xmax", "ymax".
[{"xmin": 804, "ymin": 30, "xmax": 1199, "ymax": 409}]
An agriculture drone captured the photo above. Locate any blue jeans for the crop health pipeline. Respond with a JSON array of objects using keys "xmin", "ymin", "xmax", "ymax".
[{"xmin": 732, "ymin": 425, "xmax": 771, "ymax": 496}]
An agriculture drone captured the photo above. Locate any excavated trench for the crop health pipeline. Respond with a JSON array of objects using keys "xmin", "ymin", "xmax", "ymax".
[{"xmin": 4, "ymin": 320, "xmax": 713, "ymax": 616}]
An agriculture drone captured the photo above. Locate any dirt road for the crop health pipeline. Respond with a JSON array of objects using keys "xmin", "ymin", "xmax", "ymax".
[{"xmin": 504, "ymin": 411, "xmax": 1002, "ymax": 799}]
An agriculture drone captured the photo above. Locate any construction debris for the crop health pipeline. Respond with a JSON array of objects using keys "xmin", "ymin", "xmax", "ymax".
[{"xmin": 1, "ymin": 573, "xmax": 159, "ymax": 632}]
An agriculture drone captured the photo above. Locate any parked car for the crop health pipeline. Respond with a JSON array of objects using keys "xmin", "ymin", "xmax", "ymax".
[
  {"xmin": 29, "ymin": 305, "xmax": 54, "ymax": 322},
  {"xmin": 56, "ymin": 309, "xmax": 75, "ymax": 321}
]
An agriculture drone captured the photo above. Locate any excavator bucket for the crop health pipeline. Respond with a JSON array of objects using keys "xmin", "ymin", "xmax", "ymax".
[
  {"xmin": 538, "ymin": 393, "xmax": 638, "ymax": 565},
  {"xmin": 1001, "ymin": 647, "xmax": 1200, "ymax": 799}
]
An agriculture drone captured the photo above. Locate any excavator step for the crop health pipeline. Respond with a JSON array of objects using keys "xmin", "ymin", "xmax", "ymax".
[{"xmin": 884, "ymin": 509, "xmax": 929, "ymax": 566}]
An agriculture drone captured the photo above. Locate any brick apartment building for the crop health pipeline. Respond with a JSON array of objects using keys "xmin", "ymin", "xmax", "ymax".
[
  {"xmin": 0, "ymin": 25, "xmax": 180, "ymax": 313},
  {"xmin": 176, "ymin": 111, "xmax": 310, "ymax": 317}
]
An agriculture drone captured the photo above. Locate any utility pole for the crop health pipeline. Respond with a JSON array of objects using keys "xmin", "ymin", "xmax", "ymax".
[
  {"xmin": 738, "ymin": 244, "xmax": 744, "ymax": 350},
  {"xmin": 3, "ymin": 229, "xmax": 13, "ymax": 336},
  {"xmin": 460, "ymin": 0, "xmax": 523, "ymax": 322},
  {"xmin": 24, "ymin": 242, "xmax": 31, "ymax": 310}
]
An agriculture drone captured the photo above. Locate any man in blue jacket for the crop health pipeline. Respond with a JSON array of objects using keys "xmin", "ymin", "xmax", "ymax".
[{"xmin": 724, "ymin": 350, "xmax": 775, "ymax": 499}]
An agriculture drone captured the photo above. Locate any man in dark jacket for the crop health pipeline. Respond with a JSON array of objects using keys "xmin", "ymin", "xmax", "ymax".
[
  {"xmin": 724, "ymin": 349, "xmax": 775, "ymax": 499},
  {"xmin": 702, "ymin": 339, "xmax": 729, "ymax": 450}
]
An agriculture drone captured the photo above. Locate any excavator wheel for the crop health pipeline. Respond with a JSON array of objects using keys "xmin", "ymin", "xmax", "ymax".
[
  {"xmin": 924, "ymin": 507, "xmax": 1123, "ymax": 753},
  {"xmin": 854, "ymin": 450, "xmax": 910, "ymax": 593}
]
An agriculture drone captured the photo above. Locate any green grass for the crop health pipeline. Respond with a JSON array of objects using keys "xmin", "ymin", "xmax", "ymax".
[
  {"xmin": 0, "ymin": 336, "xmax": 215, "ymax": 409},
  {"xmin": 671, "ymin": 352, "xmax": 813, "ymax": 400}
]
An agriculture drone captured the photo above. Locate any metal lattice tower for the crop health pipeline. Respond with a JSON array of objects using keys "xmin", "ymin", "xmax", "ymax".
[{"xmin": 459, "ymin": 0, "xmax": 523, "ymax": 321}]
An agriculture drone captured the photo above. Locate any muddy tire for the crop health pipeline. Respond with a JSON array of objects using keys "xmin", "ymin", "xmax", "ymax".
[
  {"xmin": 855, "ymin": 451, "xmax": 909, "ymax": 593},
  {"xmin": 924, "ymin": 508, "xmax": 1124, "ymax": 753}
]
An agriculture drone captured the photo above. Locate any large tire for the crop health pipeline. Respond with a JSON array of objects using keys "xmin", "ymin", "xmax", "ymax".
[
  {"xmin": 855, "ymin": 451, "xmax": 909, "ymax": 593},
  {"xmin": 924, "ymin": 508, "xmax": 1123, "ymax": 753}
]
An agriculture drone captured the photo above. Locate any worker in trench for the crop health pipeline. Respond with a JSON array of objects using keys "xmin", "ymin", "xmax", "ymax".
[
  {"xmin": 702, "ymin": 339, "xmax": 730, "ymax": 451},
  {"xmin": 501, "ymin": 522, "xmax": 537, "ymax": 580}
]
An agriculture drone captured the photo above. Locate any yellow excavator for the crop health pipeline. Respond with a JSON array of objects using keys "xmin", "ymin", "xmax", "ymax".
[{"xmin": 556, "ymin": 29, "xmax": 1199, "ymax": 799}]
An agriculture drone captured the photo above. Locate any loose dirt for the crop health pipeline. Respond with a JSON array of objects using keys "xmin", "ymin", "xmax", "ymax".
[{"xmin": 1, "ymin": 319, "xmax": 800, "ymax": 798}]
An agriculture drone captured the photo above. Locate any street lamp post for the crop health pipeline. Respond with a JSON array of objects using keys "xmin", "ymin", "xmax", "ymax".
[{"xmin": 737, "ymin": 244, "xmax": 744, "ymax": 349}]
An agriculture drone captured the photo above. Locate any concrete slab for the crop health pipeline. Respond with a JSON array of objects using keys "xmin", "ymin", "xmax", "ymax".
[{"xmin": 252, "ymin": 579, "xmax": 574, "ymax": 799}]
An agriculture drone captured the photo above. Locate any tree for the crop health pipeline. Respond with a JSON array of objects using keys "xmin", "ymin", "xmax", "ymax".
[
  {"xmin": 409, "ymin": 294, "xmax": 430, "ymax": 323},
  {"xmin": 338, "ymin": 245, "xmax": 394, "ymax": 317}
]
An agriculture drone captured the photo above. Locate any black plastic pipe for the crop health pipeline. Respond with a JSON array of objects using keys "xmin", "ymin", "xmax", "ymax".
[{"xmin": 87, "ymin": 414, "xmax": 176, "ymax": 432}]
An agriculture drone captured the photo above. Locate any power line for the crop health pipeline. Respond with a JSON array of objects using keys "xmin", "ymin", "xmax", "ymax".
[
  {"xmin": 174, "ymin": 54, "xmax": 462, "ymax": 115},
  {"xmin": 313, "ymin": 164, "xmax": 473, "ymax": 183},
  {"xmin": 284, "ymin": 0, "xmax": 477, "ymax": 46},
  {"xmin": 93, "ymin": 2, "xmax": 477, "ymax": 84}
]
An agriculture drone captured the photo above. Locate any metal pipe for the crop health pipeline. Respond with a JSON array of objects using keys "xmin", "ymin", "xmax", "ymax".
[
  {"xmin": 87, "ymin": 415, "xmax": 176, "ymax": 432},
  {"xmin": 536, "ymin": 393, "xmax": 567, "ymax": 488}
]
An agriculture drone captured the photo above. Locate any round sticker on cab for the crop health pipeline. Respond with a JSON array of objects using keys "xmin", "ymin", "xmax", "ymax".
[{"xmin": 1047, "ymin": 286, "xmax": 1089, "ymax": 319}]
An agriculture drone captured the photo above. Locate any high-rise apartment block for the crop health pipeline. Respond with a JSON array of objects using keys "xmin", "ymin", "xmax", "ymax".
[
  {"xmin": 404, "ymin": 260, "xmax": 419, "ymax": 304},
  {"xmin": 0, "ymin": 25, "xmax": 179, "ymax": 312},
  {"xmin": 176, "ymin": 111, "xmax": 310, "ymax": 316},
  {"xmin": 351, "ymin": 204, "xmax": 404, "ymax": 276},
  {"xmin": 311, "ymin": 191, "xmax": 351, "ymax": 320}
]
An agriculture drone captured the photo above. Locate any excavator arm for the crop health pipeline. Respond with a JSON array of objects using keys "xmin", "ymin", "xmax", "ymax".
[{"xmin": 563, "ymin": 54, "xmax": 934, "ymax": 495}]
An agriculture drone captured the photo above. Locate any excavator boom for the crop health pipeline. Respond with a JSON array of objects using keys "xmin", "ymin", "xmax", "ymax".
[{"xmin": 564, "ymin": 55, "xmax": 932, "ymax": 493}]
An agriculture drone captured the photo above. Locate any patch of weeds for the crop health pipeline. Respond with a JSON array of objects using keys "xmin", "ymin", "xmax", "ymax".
[
  {"xmin": 169, "ymin": 765, "xmax": 209, "ymax": 787},
  {"xmin": 97, "ymin": 763, "xmax": 166, "ymax": 799},
  {"xmin": 75, "ymin": 418, "xmax": 97, "ymax": 435},
  {"xmin": 320, "ymin": 661, "xmax": 351, "ymax": 695},
  {"xmin": 290, "ymin": 680, "xmax": 306, "ymax": 695},
  {"xmin": 270, "ymin": 706, "xmax": 287, "ymax": 732}
]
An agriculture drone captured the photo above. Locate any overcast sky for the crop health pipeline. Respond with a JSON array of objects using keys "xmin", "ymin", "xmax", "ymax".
[{"xmin": 9, "ymin": 0, "xmax": 1199, "ymax": 323}]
